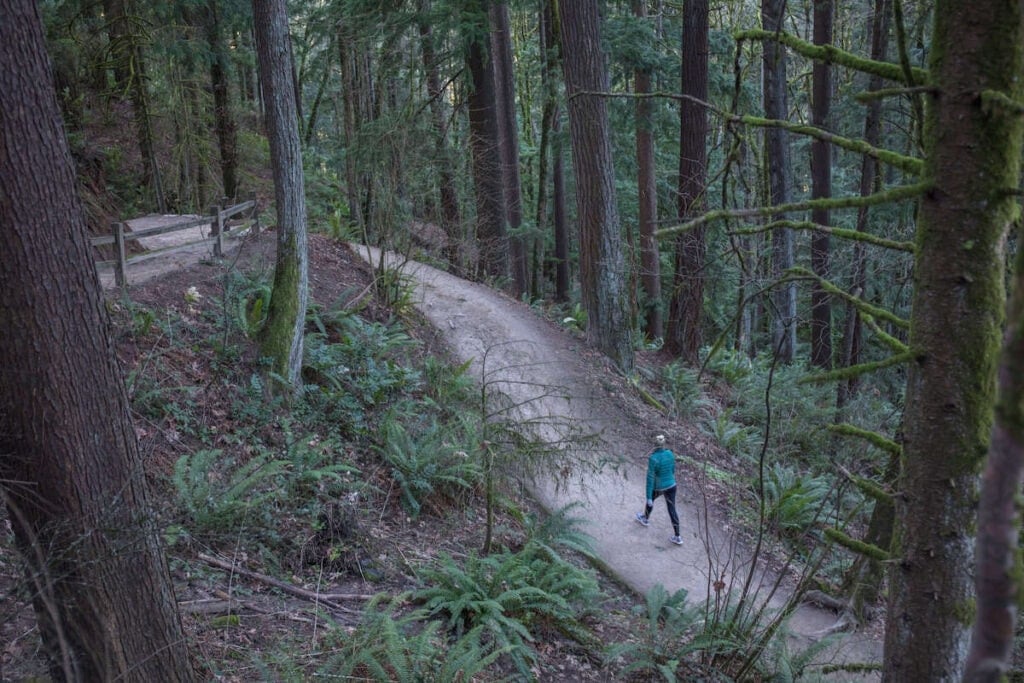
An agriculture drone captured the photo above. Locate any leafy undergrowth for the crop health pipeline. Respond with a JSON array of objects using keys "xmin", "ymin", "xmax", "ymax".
[
  {"xmin": 0, "ymin": 232, "xmax": 650, "ymax": 681},
  {"xmin": 1, "ymin": 230, "xmax": 893, "ymax": 681}
]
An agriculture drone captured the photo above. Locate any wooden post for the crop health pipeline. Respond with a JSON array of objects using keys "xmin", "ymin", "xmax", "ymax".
[
  {"xmin": 113, "ymin": 221, "xmax": 127, "ymax": 288},
  {"xmin": 209, "ymin": 204, "xmax": 224, "ymax": 258},
  {"xmin": 250, "ymin": 191, "xmax": 260, "ymax": 235}
]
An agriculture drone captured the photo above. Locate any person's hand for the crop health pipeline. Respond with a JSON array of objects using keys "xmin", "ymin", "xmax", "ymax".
[{"xmin": 646, "ymin": 499, "xmax": 653, "ymax": 508}]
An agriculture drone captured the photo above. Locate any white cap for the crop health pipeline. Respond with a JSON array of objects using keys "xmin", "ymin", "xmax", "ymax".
[{"xmin": 654, "ymin": 434, "xmax": 666, "ymax": 446}]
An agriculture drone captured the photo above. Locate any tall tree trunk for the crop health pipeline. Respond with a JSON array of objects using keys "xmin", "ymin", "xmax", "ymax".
[
  {"xmin": 206, "ymin": 0, "xmax": 239, "ymax": 199},
  {"xmin": 253, "ymin": 0, "xmax": 310, "ymax": 391},
  {"xmin": 838, "ymin": 0, "xmax": 890, "ymax": 408},
  {"xmin": 761, "ymin": 0, "xmax": 795, "ymax": 362},
  {"xmin": 809, "ymin": 0, "xmax": 833, "ymax": 369},
  {"xmin": 0, "ymin": 1, "xmax": 196, "ymax": 679},
  {"xmin": 666, "ymin": 0, "xmax": 709, "ymax": 362},
  {"xmin": 633, "ymin": 0, "xmax": 662, "ymax": 341},
  {"xmin": 418, "ymin": 2, "xmax": 462, "ymax": 271},
  {"xmin": 542, "ymin": 0, "xmax": 569, "ymax": 303},
  {"xmin": 883, "ymin": 1, "xmax": 1024, "ymax": 678},
  {"xmin": 490, "ymin": 1, "xmax": 528, "ymax": 297},
  {"xmin": 560, "ymin": 0, "xmax": 634, "ymax": 372},
  {"xmin": 466, "ymin": 7, "xmax": 509, "ymax": 282}
]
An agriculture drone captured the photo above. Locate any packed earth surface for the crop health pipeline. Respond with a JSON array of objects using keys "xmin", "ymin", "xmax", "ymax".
[{"xmin": 1, "ymin": 219, "xmax": 884, "ymax": 680}]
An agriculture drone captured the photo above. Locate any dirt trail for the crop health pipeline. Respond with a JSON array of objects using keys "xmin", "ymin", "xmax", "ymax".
[
  {"xmin": 352, "ymin": 244, "xmax": 883, "ymax": 676},
  {"xmin": 102, "ymin": 225, "xmax": 882, "ymax": 674}
]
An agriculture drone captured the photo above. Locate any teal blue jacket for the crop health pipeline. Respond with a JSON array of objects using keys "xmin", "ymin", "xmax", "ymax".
[{"xmin": 645, "ymin": 448, "xmax": 677, "ymax": 500}]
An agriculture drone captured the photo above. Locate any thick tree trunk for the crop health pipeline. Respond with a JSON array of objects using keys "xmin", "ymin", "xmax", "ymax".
[
  {"xmin": 490, "ymin": 1, "xmax": 528, "ymax": 297},
  {"xmin": 560, "ymin": 0, "xmax": 634, "ymax": 372},
  {"xmin": 0, "ymin": 1, "xmax": 196, "ymax": 679},
  {"xmin": 466, "ymin": 11, "xmax": 509, "ymax": 282},
  {"xmin": 666, "ymin": 0, "xmax": 708, "ymax": 362},
  {"xmin": 761, "ymin": 0, "xmax": 795, "ymax": 363},
  {"xmin": 633, "ymin": 0, "xmax": 662, "ymax": 341},
  {"xmin": 809, "ymin": 0, "xmax": 833, "ymax": 369},
  {"xmin": 884, "ymin": 1, "xmax": 1024, "ymax": 679},
  {"xmin": 253, "ymin": 0, "xmax": 310, "ymax": 391}
]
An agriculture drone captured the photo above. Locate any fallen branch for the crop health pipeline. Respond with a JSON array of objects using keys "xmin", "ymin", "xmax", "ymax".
[{"xmin": 197, "ymin": 553, "xmax": 375, "ymax": 609}]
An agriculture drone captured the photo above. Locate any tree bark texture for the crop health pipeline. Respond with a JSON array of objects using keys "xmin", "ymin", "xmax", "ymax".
[
  {"xmin": 966, "ymin": 219, "xmax": 1024, "ymax": 681},
  {"xmin": 809, "ymin": 0, "xmax": 833, "ymax": 369},
  {"xmin": 560, "ymin": 0, "xmax": 634, "ymax": 372},
  {"xmin": 0, "ymin": 1, "xmax": 196, "ymax": 679},
  {"xmin": 884, "ymin": 1, "xmax": 1024, "ymax": 679},
  {"xmin": 253, "ymin": 0, "xmax": 310, "ymax": 390},
  {"xmin": 490, "ymin": 1, "xmax": 528, "ymax": 297},
  {"xmin": 761, "ymin": 0, "xmax": 795, "ymax": 363},
  {"xmin": 633, "ymin": 0, "xmax": 662, "ymax": 341},
  {"xmin": 666, "ymin": 0, "xmax": 708, "ymax": 363},
  {"xmin": 466, "ymin": 9, "xmax": 510, "ymax": 282}
]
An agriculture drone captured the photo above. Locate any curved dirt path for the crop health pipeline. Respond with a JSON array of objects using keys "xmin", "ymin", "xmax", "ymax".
[{"xmin": 353, "ymin": 244, "xmax": 883, "ymax": 675}]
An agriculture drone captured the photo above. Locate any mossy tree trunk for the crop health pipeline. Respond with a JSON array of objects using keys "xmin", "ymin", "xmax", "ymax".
[
  {"xmin": 253, "ymin": 0, "xmax": 309, "ymax": 391},
  {"xmin": 559, "ymin": 0, "xmax": 634, "ymax": 373},
  {"xmin": 0, "ymin": 2, "xmax": 195, "ymax": 679},
  {"xmin": 883, "ymin": 1, "xmax": 1024, "ymax": 679}
]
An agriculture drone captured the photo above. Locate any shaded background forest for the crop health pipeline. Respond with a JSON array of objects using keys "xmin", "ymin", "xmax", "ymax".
[{"xmin": 13, "ymin": 0, "xmax": 1024, "ymax": 679}]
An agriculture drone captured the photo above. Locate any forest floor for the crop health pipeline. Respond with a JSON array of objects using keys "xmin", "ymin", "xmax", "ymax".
[{"xmin": 1, "ymin": 220, "xmax": 885, "ymax": 680}]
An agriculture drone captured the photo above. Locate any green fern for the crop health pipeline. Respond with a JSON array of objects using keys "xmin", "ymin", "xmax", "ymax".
[
  {"xmin": 173, "ymin": 448, "xmax": 288, "ymax": 532},
  {"xmin": 760, "ymin": 462, "xmax": 833, "ymax": 535},
  {"xmin": 377, "ymin": 417, "xmax": 481, "ymax": 517},
  {"xmin": 606, "ymin": 584, "xmax": 707, "ymax": 681},
  {"xmin": 414, "ymin": 536, "xmax": 603, "ymax": 679},
  {"xmin": 319, "ymin": 594, "xmax": 510, "ymax": 681}
]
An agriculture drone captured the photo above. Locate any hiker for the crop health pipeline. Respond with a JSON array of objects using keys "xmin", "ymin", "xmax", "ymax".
[{"xmin": 635, "ymin": 434, "xmax": 683, "ymax": 545}]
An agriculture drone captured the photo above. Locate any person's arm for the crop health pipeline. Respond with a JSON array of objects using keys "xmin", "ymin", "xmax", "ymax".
[{"xmin": 645, "ymin": 452, "xmax": 655, "ymax": 501}]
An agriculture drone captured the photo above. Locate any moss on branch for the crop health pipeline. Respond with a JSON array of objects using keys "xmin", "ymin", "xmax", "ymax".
[
  {"xmin": 800, "ymin": 350, "xmax": 916, "ymax": 385},
  {"xmin": 655, "ymin": 182, "xmax": 930, "ymax": 239},
  {"xmin": 734, "ymin": 29, "xmax": 928, "ymax": 84},
  {"xmin": 825, "ymin": 527, "xmax": 892, "ymax": 561},
  {"xmin": 828, "ymin": 422, "xmax": 902, "ymax": 456},
  {"xmin": 786, "ymin": 266, "xmax": 910, "ymax": 331},
  {"xmin": 732, "ymin": 220, "xmax": 915, "ymax": 252}
]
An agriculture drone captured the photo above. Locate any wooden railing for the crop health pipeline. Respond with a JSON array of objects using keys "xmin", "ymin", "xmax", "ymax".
[{"xmin": 92, "ymin": 195, "xmax": 260, "ymax": 287}]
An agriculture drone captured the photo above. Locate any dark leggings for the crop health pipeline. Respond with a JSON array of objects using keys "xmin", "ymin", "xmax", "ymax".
[{"xmin": 644, "ymin": 485, "xmax": 680, "ymax": 536}]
